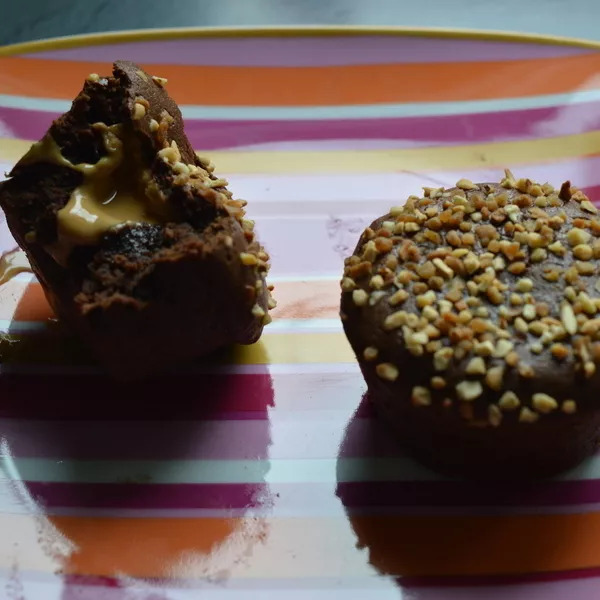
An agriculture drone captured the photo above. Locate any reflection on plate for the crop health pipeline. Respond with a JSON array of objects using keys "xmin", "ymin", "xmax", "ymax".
[{"xmin": 1, "ymin": 26, "xmax": 600, "ymax": 600}]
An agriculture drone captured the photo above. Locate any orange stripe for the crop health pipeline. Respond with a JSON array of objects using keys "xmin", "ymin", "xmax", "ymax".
[
  {"xmin": 349, "ymin": 513, "xmax": 600, "ymax": 577},
  {"xmin": 52, "ymin": 516, "xmax": 239, "ymax": 578},
  {"xmin": 40, "ymin": 512, "xmax": 600, "ymax": 577},
  {"xmin": 2, "ymin": 54, "xmax": 600, "ymax": 106},
  {"xmin": 4, "ymin": 280, "xmax": 342, "ymax": 322}
]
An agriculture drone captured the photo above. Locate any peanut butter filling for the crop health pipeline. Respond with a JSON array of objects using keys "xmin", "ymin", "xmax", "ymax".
[
  {"xmin": 20, "ymin": 123, "xmax": 168, "ymax": 264},
  {"xmin": 0, "ymin": 248, "xmax": 32, "ymax": 285}
]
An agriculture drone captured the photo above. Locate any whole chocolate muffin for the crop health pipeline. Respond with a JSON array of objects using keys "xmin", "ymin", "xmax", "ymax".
[
  {"xmin": 0, "ymin": 61, "xmax": 274, "ymax": 379},
  {"xmin": 340, "ymin": 172, "xmax": 600, "ymax": 479}
]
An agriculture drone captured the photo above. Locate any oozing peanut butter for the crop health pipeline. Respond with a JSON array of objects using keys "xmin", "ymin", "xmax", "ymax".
[
  {"xmin": 0, "ymin": 248, "xmax": 32, "ymax": 285},
  {"xmin": 20, "ymin": 123, "xmax": 167, "ymax": 264}
]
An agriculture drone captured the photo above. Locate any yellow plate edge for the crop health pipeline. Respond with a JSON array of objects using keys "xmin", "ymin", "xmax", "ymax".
[{"xmin": 2, "ymin": 25, "xmax": 600, "ymax": 57}]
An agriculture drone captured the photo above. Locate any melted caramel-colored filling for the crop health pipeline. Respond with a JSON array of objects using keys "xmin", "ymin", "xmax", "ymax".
[
  {"xmin": 20, "ymin": 123, "xmax": 167, "ymax": 264},
  {"xmin": 0, "ymin": 248, "xmax": 32, "ymax": 285}
]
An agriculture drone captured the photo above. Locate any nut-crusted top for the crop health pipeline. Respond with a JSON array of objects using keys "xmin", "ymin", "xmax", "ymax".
[{"xmin": 340, "ymin": 171, "xmax": 600, "ymax": 428}]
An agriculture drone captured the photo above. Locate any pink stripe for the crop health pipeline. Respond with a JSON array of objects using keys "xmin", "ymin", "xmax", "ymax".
[
  {"xmin": 0, "ymin": 372, "xmax": 364, "ymax": 420},
  {"xmin": 3, "ymin": 100, "xmax": 600, "ymax": 149},
  {"xmin": 45, "ymin": 570, "xmax": 600, "ymax": 599},
  {"xmin": 404, "ymin": 573, "xmax": 600, "ymax": 600},
  {"xmin": 22, "ymin": 36, "xmax": 592, "ymax": 67},
  {"xmin": 1, "ymin": 414, "xmax": 378, "ymax": 460},
  {"xmin": 2, "ymin": 419, "xmax": 271, "ymax": 460}
]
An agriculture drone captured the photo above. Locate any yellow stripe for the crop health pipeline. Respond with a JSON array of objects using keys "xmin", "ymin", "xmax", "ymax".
[
  {"xmin": 235, "ymin": 332, "xmax": 354, "ymax": 364},
  {"xmin": 2, "ymin": 25, "xmax": 600, "ymax": 57},
  {"xmin": 1, "ymin": 332, "xmax": 355, "ymax": 365},
  {"xmin": 2, "ymin": 131, "xmax": 600, "ymax": 174}
]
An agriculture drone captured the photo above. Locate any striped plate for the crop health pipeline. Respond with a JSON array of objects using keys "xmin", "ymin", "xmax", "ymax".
[{"xmin": 1, "ymin": 26, "xmax": 600, "ymax": 600}]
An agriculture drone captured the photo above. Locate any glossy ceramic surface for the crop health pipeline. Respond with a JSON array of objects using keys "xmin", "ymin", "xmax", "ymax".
[{"xmin": 1, "ymin": 28, "xmax": 600, "ymax": 599}]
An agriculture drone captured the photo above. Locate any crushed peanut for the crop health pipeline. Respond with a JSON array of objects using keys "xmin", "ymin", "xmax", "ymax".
[
  {"xmin": 341, "ymin": 173, "xmax": 600, "ymax": 428},
  {"xmin": 376, "ymin": 363, "xmax": 399, "ymax": 381},
  {"xmin": 532, "ymin": 393, "xmax": 559, "ymax": 413}
]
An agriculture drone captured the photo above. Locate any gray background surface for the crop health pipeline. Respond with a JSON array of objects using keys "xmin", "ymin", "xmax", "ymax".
[{"xmin": 1, "ymin": 0, "xmax": 600, "ymax": 47}]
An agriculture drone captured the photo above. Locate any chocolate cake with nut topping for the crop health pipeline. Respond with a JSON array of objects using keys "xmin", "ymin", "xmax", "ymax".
[
  {"xmin": 0, "ymin": 61, "xmax": 274, "ymax": 379},
  {"xmin": 341, "ymin": 171, "xmax": 600, "ymax": 479}
]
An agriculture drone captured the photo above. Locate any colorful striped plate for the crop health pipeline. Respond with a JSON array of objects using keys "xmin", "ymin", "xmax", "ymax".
[{"xmin": 1, "ymin": 26, "xmax": 600, "ymax": 600}]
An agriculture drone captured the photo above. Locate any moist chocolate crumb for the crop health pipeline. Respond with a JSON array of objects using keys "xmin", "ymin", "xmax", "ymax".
[{"xmin": 0, "ymin": 61, "xmax": 274, "ymax": 379}]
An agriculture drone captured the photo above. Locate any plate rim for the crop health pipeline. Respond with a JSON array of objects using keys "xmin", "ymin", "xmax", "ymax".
[{"xmin": 2, "ymin": 24, "xmax": 600, "ymax": 57}]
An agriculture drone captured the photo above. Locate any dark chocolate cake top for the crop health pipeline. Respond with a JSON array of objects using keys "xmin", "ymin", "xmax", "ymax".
[{"xmin": 341, "ymin": 172, "xmax": 600, "ymax": 427}]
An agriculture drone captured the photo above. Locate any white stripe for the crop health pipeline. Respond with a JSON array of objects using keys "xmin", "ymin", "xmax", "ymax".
[
  {"xmin": 1, "ymin": 573, "xmax": 401, "ymax": 600},
  {"xmin": 229, "ymin": 157, "xmax": 600, "ymax": 207},
  {"xmin": 3, "ymin": 455, "xmax": 600, "ymax": 484},
  {"xmin": 4, "ymin": 502, "xmax": 600, "ymax": 519},
  {"xmin": 0, "ymin": 456, "xmax": 445, "ymax": 484},
  {"xmin": 3, "ymin": 88, "xmax": 600, "ymax": 120}
]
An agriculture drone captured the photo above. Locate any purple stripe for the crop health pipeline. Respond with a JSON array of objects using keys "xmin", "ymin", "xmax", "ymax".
[
  {"xmin": 20, "ymin": 479, "xmax": 600, "ymax": 512},
  {"xmin": 25, "ymin": 481, "xmax": 268, "ymax": 510},
  {"xmin": 0, "ymin": 373, "xmax": 273, "ymax": 420},
  {"xmin": 0, "ymin": 372, "xmax": 365, "ymax": 421},
  {"xmin": 23, "ymin": 36, "xmax": 593, "ymax": 66},
  {"xmin": 4, "ymin": 100, "xmax": 600, "ymax": 149},
  {"xmin": 336, "ymin": 480, "xmax": 600, "ymax": 509}
]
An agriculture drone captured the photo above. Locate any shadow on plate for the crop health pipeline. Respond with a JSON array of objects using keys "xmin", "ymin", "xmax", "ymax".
[
  {"xmin": 0, "ymin": 318, "xmax": 275, "ymax": 596},
  {"xmin": 336, "ymin": 393, "xmax": 600, "ymax": 597}
]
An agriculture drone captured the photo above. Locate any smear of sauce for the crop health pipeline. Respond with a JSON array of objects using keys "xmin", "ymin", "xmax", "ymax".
[{"xmin": 0, "ymin": 248, "xmax": 32, "ymax": 286}]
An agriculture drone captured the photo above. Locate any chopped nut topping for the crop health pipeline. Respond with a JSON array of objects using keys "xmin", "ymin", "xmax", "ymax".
[
  {"xmin": 567, "ymin": 227, "xmax": 591, "ymax": 247},
  {"xmin": 551, "ymin": 343, "xmax": 569, "ymax": 360},
  {"xmin": 485, "ymin": 365, "xmax": 504, "ymax": 390},
  {"xmin": 389, "ymin": 289, "xmax": 409, "ymax": 306},
  {"xmin": 376, "ymin": 363, "xmax": 399, "ymax": 381},
  {"xmin": 346, "ymin": 174, "xmax": 600, "ymax": 421},
  {"xmin": 532, "ymin": 393, "xmax": 558, "ymax": 413},
  {"xmin": 514, "ymin": 317, "xmax": 528, "ymax": 334},
  {"xmin": 412, "ymin": 386, "xmax": 432, "ymax": 406},
  {"xmin": 433, "ymin": 257, "xmax": 454, "ymax": 279},
  {"xmin": 561, "ymin": 302, "xmax": 578, "ymax": 335},
  {"xmin": 434, "ymin": 347, "xmax": 454, "ymax": 371},
  {"xmin": 132, "ymin": 102, "xmax": 146, "ymax": 120},
  {"xmin": 363, "ymin": 346, "xmax": 379, "ymax": 361},
  {"xmin": 519, "ymin": 407, "xmax": 539, "ymax": 423},
  {"xmin": 370, "ymin": 275, "xmax": 385, "ymax": 290},
  {"xmin": 456, "ymin": 178, "xmax": 478, "ymax": 190},
  {"xmin": 499, "ymin": 391, "xmax": 520, "ymax": 411},
  {"xmin": 152, "ymin": 75, "xmax": 168, "ymax": 87},
  {"xmin": 488, "ymin": 404, "xmax": 502, "ymax": 427},
  {"xmin": 456, "ymin": 380, "xmax": 483, "ymax": 401},
  {"xmin": 465, "ymin": 356, "xmax": 486, "ymax": 375},
  {"xmin": 431, "ymin": 376, "xmax": 446, "ymax": 389},
  {"xmin": 251, "ymin": 304, "xmax": 265, "ymax": 318},
  {"xmin": 515, "ymin": 278, "xmax": 533, "ymax": 293},
  {"xmin": 562, "ymin": 399, "xmax": 577, "ymax": 414},
  {"xmin": 240, "ymin": 252, "xmax": 258, "ymax": 266},
  {"xmin": 341, "ymin": 277, "xmax": 356, "ymax": 292},
  {"xmin": 581, "ymin": 200, "xmax": 598, "ymax": 214},
  {"xmin": 494, "ymin": 339, "xmax": 514, "ymax": 358},
  {"xmin": 352, "ymin": 289, "xmax": 369, "ymax": 307}
]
